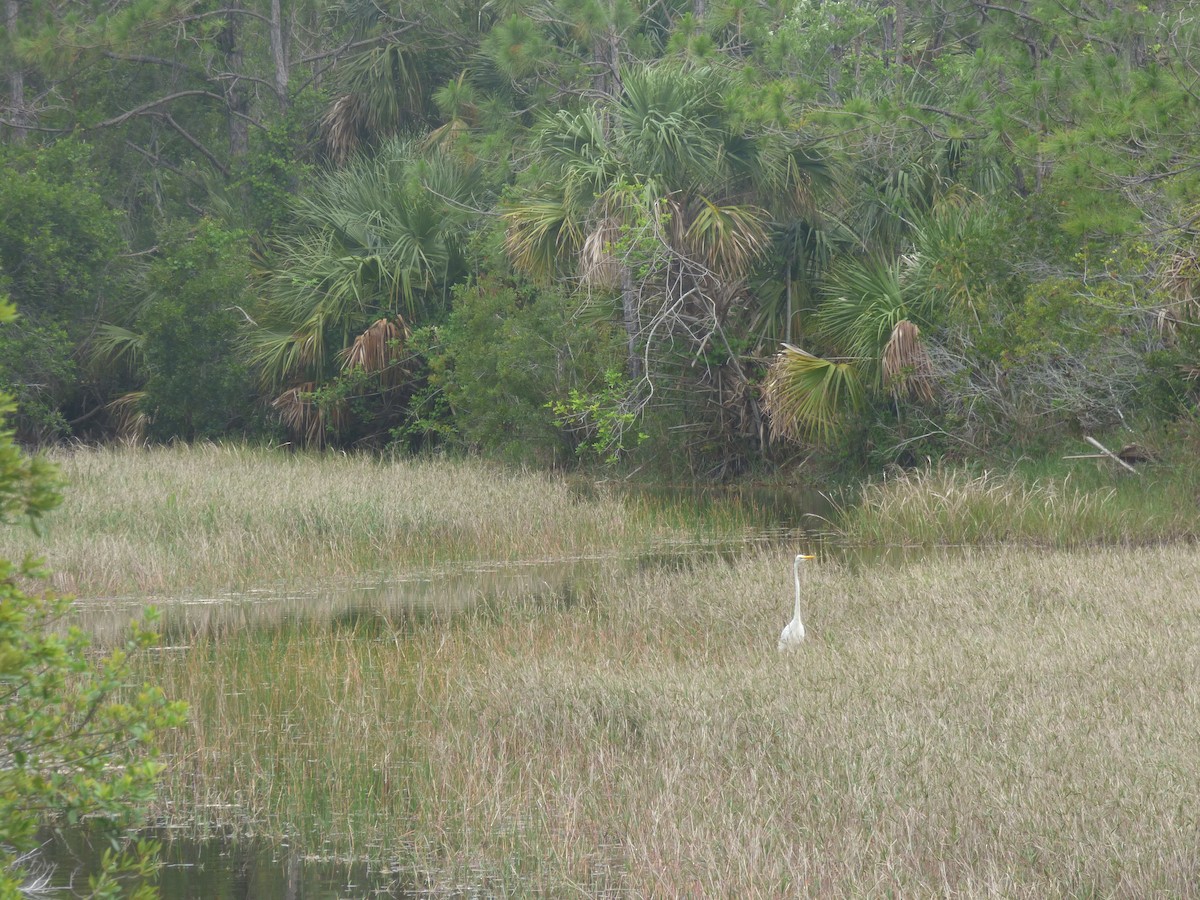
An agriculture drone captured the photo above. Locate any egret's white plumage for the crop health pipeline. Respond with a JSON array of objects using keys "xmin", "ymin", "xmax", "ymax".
[{"xmin": 778, "ymin": 553, "xmax": 815, "ymax": 650}]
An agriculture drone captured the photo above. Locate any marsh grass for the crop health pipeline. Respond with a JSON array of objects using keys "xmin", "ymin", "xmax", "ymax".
[
  {"xmin": 4, "ymin": 444, "xmax": 664, "ymax": 596},
  {"xmin": 837, "ymin": 465, "xmax": 1200, "ymax": 547},
  {"xmin": 137, "ymin": 545, "xmax": 1200, "ymax": 895}
]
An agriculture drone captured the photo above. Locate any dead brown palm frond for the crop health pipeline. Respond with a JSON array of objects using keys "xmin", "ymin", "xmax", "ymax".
[
  {"xmin": 340, "ymin": 317, "xmax": 411, "ymax": 386},
  {"xmin": 1156, "ymin": 248, "xmax": 1200, "ymax": 345},
  {"xmin": 106, "ymin": 391, "xmax": 147, "ymax": 442},
  {"xmin": 322, "ymin": 93, "xmax": 365, "ymax": 166},
  {"xmin": 882, "ymin": 319, "xmax": 935, "ymax": 403},
  {"xmin": 423, "ymin": 117, "xmax": 472, "ymax": 154},
  {"xmin": 1156, "ymin": 307, "xmax": 1178, "ymax": 342},
  {"xmin": 273, "ymin": 383, "xmax": 346, "ymax": 448},
  {"xmin": 580, "ymin": 218, "xmax": 622, "ymax": 290}
]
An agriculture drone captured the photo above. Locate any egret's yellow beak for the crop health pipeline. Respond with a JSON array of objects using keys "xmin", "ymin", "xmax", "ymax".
[{"xmin": 798, "ymin": 554, "xmax": 816, "ymax": 559}]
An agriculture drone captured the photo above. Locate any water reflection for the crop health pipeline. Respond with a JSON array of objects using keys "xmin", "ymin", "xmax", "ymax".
[
  {"xmin": 579, "ymin": 479, "xmax": 836, "ymax": 532},
  {"xmin": 43, "ymin": 831, "xmax": 401, "ymax": 899},
  {"xmin": 71, "ymin": 530, "xmax": 822, "ymax": 646}
]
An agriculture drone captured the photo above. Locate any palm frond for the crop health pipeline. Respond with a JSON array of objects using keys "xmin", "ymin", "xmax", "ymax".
[
  {"xmin": 1162, "ymin": 245, "xmax": 1200, "ymax": 321},
  {"xmin": 684, "ymin": 199, "xmax": 771, "ymax": 278},
  {"xmin": 502, "ymin": 192, "xmax": 585, "ymax": 278},
  {"xmin": 272, "ymin": 382, "xmax": 346, "ymax": 448},
  {"xmin": 340, "ymin": 316, "xmax": 411, "ymax": 386},
  {"xmin": 617, "ymin": 65, "xmax": 725, "ymax": 191},
  {"xmin": 106, "ymin": 391, "xmax": 147, "ymax": 441},
  {"xmin": 535, "ymin": 108, "xmax": 608, "ymax": 162},
  {"xmin": 763, "ymin": 343, "xmax": 864, "ymax": 444},
  {"xmin": 882, "ymin": 319, "xmax": 935, "ymax": 403},
  {"xmin": 246, "ymin": 322, "xmax": 327, "ymax": 389},
  {"xmin": 321, "ymin": 93, "xmax": 366, "ymax": 166},
  {"xmin": 580, "ymin": 218, "xmax": 622, "ymax": 290},
  {"xmin": 92, "ymin": 324, "xmax": 146, "ymax": 369},
  {"xmin": 816, "ymin": 256, "xmax": 923, "ymax": 380}
]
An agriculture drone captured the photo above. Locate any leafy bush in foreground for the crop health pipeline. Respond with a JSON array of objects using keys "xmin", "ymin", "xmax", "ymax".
[{"xmin": 1, "ymin": 297, "xmax": 185, "ymax": 897}]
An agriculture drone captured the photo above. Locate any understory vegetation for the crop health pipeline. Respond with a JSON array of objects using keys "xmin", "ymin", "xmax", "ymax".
[{"xmin": 0, "ymin": 302, "xmax": 184, "ymax": 898}]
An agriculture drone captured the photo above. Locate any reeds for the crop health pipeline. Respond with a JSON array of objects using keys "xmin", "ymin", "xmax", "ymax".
[
  {"xmin": 20, "ymin": 444, "xmax": 1200, "ymax": 892},
  {"xmin": 836, "ymin": 465, "xmax": 1200, "ymax": 547},
  {"xmin": 8, "ymin": 444, "xmax": 641, "ymax": 596},
  {"xmin": 136, "ymin": 544, "xmax": 1200, "ymax": 895}
]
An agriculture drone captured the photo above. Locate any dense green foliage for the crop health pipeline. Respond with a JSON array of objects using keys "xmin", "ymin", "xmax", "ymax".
[
  {"xmin": 0, "ymin": 140, "xmax": 126, "ymax": 441},
  {"xmin": 138, "ymin": 223, "xmax": 260, "ymax": 441},
  {"xmin": 3, "ymin": 0, "xmax": 1199, "ymax": 473},
  {"xmin": 0, "ymin": 298, "xmax": 185, "ymax": 897}
]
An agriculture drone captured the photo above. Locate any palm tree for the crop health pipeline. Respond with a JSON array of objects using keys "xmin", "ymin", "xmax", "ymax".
[
  {"xmin": 249, "ymin": 138, "xmax": 487, "ymax": 445},
  {"xmin": 504, "ymin": 62, "xmax": 829, "ymax": 386},
  {"xmin": 762, "ymin": 254, "xmax": 937, "ymax": 443}
]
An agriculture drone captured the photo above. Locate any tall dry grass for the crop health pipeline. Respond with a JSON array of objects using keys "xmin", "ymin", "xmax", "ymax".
[
  {"xmin": 5, "ymin": 444, "xmax": 641, "ymax": 596},
  {"xmin": 139, "ymin": 544, "xmax": 1200, "ymax": 895},
  {"xmin": 836, "ymin": 465, "xmax": 1200, "ymax": 547}
]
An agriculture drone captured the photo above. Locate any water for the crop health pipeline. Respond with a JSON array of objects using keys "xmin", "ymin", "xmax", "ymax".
[
  {"xmin": 40, "ymin": 485, "xmax": 835, "ymax": 897},
  {"xmin": 41, "ymin": 832, "xmax": 400, "ymax": 898}
]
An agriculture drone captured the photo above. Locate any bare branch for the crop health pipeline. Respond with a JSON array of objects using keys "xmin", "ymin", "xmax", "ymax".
[
  {"xmin": 87, "ymin": 89, "xmax": 228, "ymax": 129},
  {"xmin": 162, "ymin": 113, "xmax": 230, "ymax": 176}
]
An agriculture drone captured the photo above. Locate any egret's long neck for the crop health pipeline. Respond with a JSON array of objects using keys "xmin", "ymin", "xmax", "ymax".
[{"xmin": 792, "ymin": 554, "xmax": 804, "ymax": 623}]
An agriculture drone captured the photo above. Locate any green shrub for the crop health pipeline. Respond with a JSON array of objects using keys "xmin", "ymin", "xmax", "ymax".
[
  {"xmin": 137, "ymin": 222, "xmax": 259, "ymax": 441},
  {"xmin": 1, "ymin": 297, "xmax": 185, "ymax": 896},
  {"xmin": 430, "ymin": 274, "xmax": 625, "ymax": 465},
  {"xmin": 0, "ymin": 139, "xmax": 126, "ymax": 439}
]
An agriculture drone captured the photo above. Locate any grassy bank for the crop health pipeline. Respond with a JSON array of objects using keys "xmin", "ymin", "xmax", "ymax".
[
  {"xmin": 5, "ymin": 444, "xmax": 687, "ymax": 597},
  {"xmin": 139, "ymin": 545, "xmax": 1200, "ymax": 895},
  {"xmin": 836, "ymin": 462, "xmax": 1200, "ymax": 547}
]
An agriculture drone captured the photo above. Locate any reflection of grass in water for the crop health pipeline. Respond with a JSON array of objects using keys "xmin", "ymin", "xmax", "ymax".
[
  {"xmin": 140, "ymin": 544, "xmax": 1200, "ymax": 895},
  {"xmin": 836, "ymin": 464, "xmax": 1200, "ymax": 547},
  {"xmin": 610, "ymin": 481, "xmax": 832, "ymax": 535}
]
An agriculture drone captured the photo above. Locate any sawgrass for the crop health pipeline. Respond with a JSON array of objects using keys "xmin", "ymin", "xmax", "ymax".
[
  {"xmin": 137, "ymin": 544, "xmax": 1200, "ymax": 896},
  {"xmin": 19, "ymin": 441, "xmax": 1200, "ymax": 893}
]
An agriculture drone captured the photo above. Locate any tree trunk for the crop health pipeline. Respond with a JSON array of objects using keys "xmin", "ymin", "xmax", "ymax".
[
  {"xmin": 221, "ymin": 3, "xmax": 250, "ymax": 157},
  {"xmin": 785, "ymin": 265, "xmax": 793, "ymax": 344},
  {"xmin": 591, "ymin": 29, "xmax": 621, "ymax": 99},
  {"xmin": 270, "ymin": 0, "xmax": 289, "ymax": 113},
  {"xmin": 5, "ymin": 0, "xmax": 25, "ymax": 142},
  {"xmin": 880, "ymin": 2, "xmax": 894, "ymax": 66}
]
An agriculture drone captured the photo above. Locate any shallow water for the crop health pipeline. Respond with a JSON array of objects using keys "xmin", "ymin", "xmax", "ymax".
[
  {"xmin": 71, "ymin": 530, "xmax": 808, "ymax": 644},
  {"xmin": 71, "ymin": 482, "xmax": 837, "ymax": 645},
  {"xmin": 42, "ymin": 831, "xmax": 402, "ymax": 898}
]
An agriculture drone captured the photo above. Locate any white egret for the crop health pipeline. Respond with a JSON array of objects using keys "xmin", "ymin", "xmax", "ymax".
[{"xmin": 778, "ymin": 553, "xmax": 816, "ymax": 651}]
